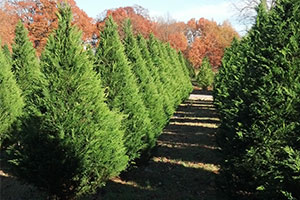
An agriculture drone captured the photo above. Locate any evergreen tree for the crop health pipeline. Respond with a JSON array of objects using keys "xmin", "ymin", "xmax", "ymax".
[
  {"xmin": 11, "ymin": 21, "xmax": 45, "ymax": 117},
  {"xmin": 214, "ymin": 0, "xmax": 300, "ymax": 198},
  {"xmin": 95, "ymin": 16, "xmax": 152, "ymax": 161},
  {"xmin": 196, "ymin": 57, "xmax": 214, "ymax": 90},
  {"xmin": 123, "ymin": 20, "xmax": 165, "ymax": 142},
  {"xmin": 148, "ymin": 34, "xmax": 175, "ymax": 117},
  {"xmin": 137, "ymin": 34, "xmax": 169, "ymax": 123},
  {"xmin": 166, "ymin": 44, "xmax": 192, "ymax": 99},
  {"xmin": 178, "ymin": 51, "xmax": 190, "ymax": 78},
  {"xmin": 2, "ymin": 44, "xmax": 11, "ymax": 64},
  {"xmin": 164, "ymin": 43, "xmax": 184, "ymax": 104},
  {"xmin": 7, "ymin": 5, "xmax": 127, "ymax": 199},
  {"xmin": 157, "ymin": 42, "xmax": 179, "ymax": 106},
  {"xmin": 0, "ymin": 46, "xmax": 24, "ymax": 146}
]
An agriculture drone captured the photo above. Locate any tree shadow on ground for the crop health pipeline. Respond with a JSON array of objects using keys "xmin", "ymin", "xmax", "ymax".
[{"xmin": 98, "ymin": 87, "xmax": 227, "ymax": 200}]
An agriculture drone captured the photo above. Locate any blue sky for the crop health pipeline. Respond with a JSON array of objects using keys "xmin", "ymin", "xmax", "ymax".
[{"xmin": 75, "ymin": 0, "xmax": 245, "ymax": 33}]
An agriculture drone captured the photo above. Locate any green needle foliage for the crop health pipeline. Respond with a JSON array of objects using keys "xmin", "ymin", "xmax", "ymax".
[
  {"xmin": 7, "ymin": 5, "xmax": 127, "ymax": 199},
  {"xmin": 214, "ymin": 0, "xmax": 300, "ymax": 199},
  {"xmin": 178, "ymin": 51, "xmax": 195, "ymax": 79},
  {"xmin": 12, "ymin": 21, "xmax": 46, "ymax": 117},
  {"xmin": 166, "ymin": 44, "xmax": 192, "ymax": 100},
  {"xmin": 123, "ymin": 20, "xmax": 165, "ymax": 142},
  {"xmin": 2, "ymin": 44, "xmax": 11, "ymax": 64},
  {"xmin": 196, "ymin": 57, "xmax": 214, "ymax": 90},
  {"xmin": 0, "ymin": 45, "xmax": 24, "ymax": 146},
  {"xmin": 148, "ymin": 34, "xmax": 175, "ymax": 117},
  {"xmin": 137, "ymin": 34, "xmax": 169, "ymax": 123},
  {"xmin": 159, "ymin": 43, "xmax": 181, "ymax": 105},
  {"xmin": 95, "ymin": 16, "xmax": 152, "ymax": 162}
]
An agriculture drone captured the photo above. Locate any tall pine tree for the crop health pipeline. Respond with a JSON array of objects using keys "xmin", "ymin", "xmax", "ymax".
[
  {"xmin": 12, "ymin": 21, "xmax": 46, "ymax": 117},
  {"xmin": 95, "ymin": 16, "xmax": 152, "ymax": 161},
  {"xmin": 0, "ymin": 45, "xmax": 23, "ymax": 146},
  {"xmin": 137, "ymin": 34, "xmax": 168, "ymax": 123},
  {"xmin": 2, "ymin": 44, "xmax": 11, "ymax": 64},
  {"xmin": 7, "ymin": 5, "xmax": 128, "ymax": 199},
  {"xmin": 123, "ymin": 20, "xmax": 165, "ymax": 142},
  {"xmin": 148, "ymin": 34, "xmax": 175, "ymax": 118},
  {"xmin": 214, "ymin": 0, "xmax": 300, "ymax": 198}
]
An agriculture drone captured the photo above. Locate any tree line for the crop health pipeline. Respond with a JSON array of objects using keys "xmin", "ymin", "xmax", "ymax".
[
  {"xmin": 214, "ymin": 0, "xmax": 300, "ymax": 199},
  {"xmin": 0, "ymin": 4, "xmax": 193, "ymax": 199},
  {"xmin": 0, "ymin": 0, "xmax": 239, "ymax": 70}
]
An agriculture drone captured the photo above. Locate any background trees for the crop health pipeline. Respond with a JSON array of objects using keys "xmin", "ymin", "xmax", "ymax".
[
  {"xmin": 1, "ymin": 0, "xmax": 96, "ymax": 54},
  {"xmin": 0, "ymin": 0, "xmax": 239, "ymax": 74}
]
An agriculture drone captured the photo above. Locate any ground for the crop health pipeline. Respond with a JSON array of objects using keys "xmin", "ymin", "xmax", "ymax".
[{"xmin": 0, "ymin": 86, "xmax": 226, "ymax": 200}]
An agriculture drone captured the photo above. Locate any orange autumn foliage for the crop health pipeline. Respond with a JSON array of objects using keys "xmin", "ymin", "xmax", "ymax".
[
  {"xmin": 168, "ymin": 32, "xmax": 188, "ymax": 52},
  {"xmin": 187, "ymin": 18, "xmax": 239, "ymax": 68},
  {"xmin": 0, "ymin": 2, "xmax": 239, "ymax": 69},
  {"xmin": 0, "ymin": 3, "xmax": 18, "ymax": 48},
  {"xmin": 97, "ymin": 6, "xmax": 155, "ymax": 39},
  {"xmin": 2, "ymin": 0, "xmax": 96, "ymax": 55},
  {"xmin": 154, "ymin": 20, "xmax": 188, "ymax": 52}
]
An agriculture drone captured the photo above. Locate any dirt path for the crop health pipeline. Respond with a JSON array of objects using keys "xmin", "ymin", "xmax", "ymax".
[{"xmin": 98, "ymin": 87, "xmax": 226, "ymax": 200}]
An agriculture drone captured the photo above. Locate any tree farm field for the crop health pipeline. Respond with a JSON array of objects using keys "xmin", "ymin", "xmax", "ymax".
[{"xmin": 0, "ymin": 86, "xmax": 226, "ymax": 200}]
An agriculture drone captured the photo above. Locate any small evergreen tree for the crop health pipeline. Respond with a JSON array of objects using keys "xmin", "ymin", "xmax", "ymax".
[
  {"xmin": 178, "ymin": 51, "xmax": 192, "ymax": 78},
  {"xmin": 7, "ymin": 5, "xmax": 127, "ymax": 199},
  {"xmin": 95, "ymin": 16, "xmax": 152, "ymax": 161},
  {"xmin": 123, "ymin": 20, "xmax": 165, "ymax": 142},
  {"xmin": 0, "ymin": 45, "xmax": 24, "ymax": 146},
  {"xmin": 196, "ymin": 57, "xmax": 214, "ymax": 90}
]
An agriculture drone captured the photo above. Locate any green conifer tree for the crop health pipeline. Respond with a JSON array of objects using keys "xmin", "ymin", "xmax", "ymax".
[
  {"xmin": 95, "ymin": 16, "xmax": 152, "ymax": 161},
  {"xmin": 0, "ymin": 46, "xmax": 24, "ymax": 146},
  {"xmin": 164, "ymin": 43, "xmax": 184, "ymax": 104},
  {"xmin": 157, "ymin": 42, "xmax": 179, "ymax": 106},
  {"xmin": 123, "ymin": 20, "xmax": 165, "ymax": 142},
  {"xmin": 166, "ymin": 44, "xmax": 192, "ymax": 100},
  {"xmin": 2, "ymin": 44, "xmax": 11, "ymax": 64},
  {"xmin": 196, "ymin": 57, "xmax": 214, "ymax": 90},
  {"xmin": 214, "ymin": 0, "xmax": 300, "ymax": 198},
  {"xmin": 137, "ymin": 34, "xmax": 169, "ymax": 123},
  {"xmin": 7, "ymin": 5, "xmax": 127, "ymax": 199},
  {"xmin": 12, "ymin": 21, "xmax": 46, "ymax": 117},
  {"xmin": 148, "ymin": 34, "xmax": 175, "ymax": 117},
  {"xmin": 178, "ymin": 51, "xmax": 190, "ymax": 78}
]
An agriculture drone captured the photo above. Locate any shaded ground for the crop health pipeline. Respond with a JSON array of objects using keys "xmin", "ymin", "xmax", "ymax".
[
  {"xmin": 0, "ymin": 87, "xmax": 226, "ymax": 200},
  {"xmin": 97, "ymin": 87, "xmax": 226, "ymax": 200}
]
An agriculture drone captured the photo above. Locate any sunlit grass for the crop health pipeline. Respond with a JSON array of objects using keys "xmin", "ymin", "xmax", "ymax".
[
  {"xmin": 169, "ymin": 121, "xmax": 218, "ymax": 128},
  {"xmin": 152, "ymin": 156, "xmax": 220, "ymax": 174}
]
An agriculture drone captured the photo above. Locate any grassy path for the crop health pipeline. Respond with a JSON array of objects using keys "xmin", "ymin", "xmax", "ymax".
[{"xmin": 98, "ymin": 87, "xmax": 226, "ymax": 200}]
